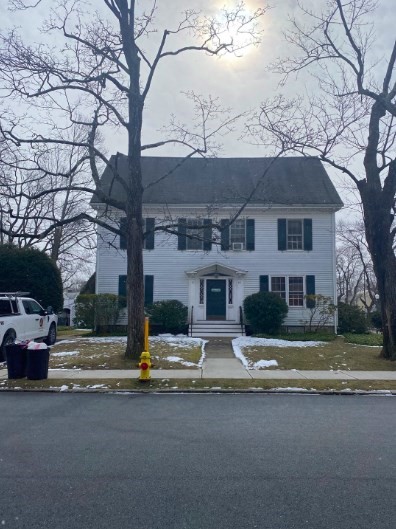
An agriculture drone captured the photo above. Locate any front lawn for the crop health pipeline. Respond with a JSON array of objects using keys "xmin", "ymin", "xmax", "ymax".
[
  {"xmin": 233, "ymin": 335, "xmax": 394, "ymax": 371},
  {"xmin": 49, "ymin": 335, "xmax": 205, "ymax": 370}
]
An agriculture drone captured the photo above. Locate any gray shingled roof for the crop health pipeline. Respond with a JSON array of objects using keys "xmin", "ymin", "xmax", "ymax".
[{"xmin": 91, "ymin": 154, "xmax": 343, "ymax": 207}]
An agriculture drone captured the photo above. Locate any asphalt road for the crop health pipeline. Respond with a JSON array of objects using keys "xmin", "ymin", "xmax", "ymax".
[{"xmin": 1, "ymin": 392, "xmax": 396, "ymax": 529}]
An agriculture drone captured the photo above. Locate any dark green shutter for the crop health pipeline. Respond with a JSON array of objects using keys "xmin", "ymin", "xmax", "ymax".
[
  {"xmin": 278, "ymin": 219, "xmax": 286, "ymax": 251},
  {"xmin": 246, "ymin": 219, "xmax": 255, "ymax": 251},
  {"xmin": 220, "ymin": 219, "xmax": 229, "ymax": 251},
  {"xmin": 145, "ymin": 218, "xmax": 155, "ymax": 250},
  {"xmin": 177, "ymin": 218, "xmax": 187, "ymax": 250},
  {"xmin": 203, "ymin": 219, "xmax": 212, "ymax": 251},
  {"xmin": 303, "ymin": 219, "xmax": 312, "ymax": 251},
  {"xmin": 306, "ymin": 275, "xmax": 315, "ymax": 308},
  {"xmin": 118, "ymin": 275, "xmax": 127, "ymax": 297},
  {"xmin": 259, "ymin": 275, "xmax": 269, "ymax": 292},
  {"xmin": 120, "ymin": 217, "xmax": 127, "ymax": 250},
  {"xmin": 144, "ymin": 275, "xmax": 154, "ymax": 305}
]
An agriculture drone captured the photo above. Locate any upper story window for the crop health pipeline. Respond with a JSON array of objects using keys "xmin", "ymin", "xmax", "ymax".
[
  {"xmin": 221, "ymin": 218, "xmax": 255, "ymax": 251},
  {"xmin": 230, "ymin": 219, "xmax": 246, "ymax": 250},
  {"xmin": 178, "ymin": 218, "xmax": 212, "ymax": 251},
  {"xmin": 278, "ymin": 218, "xmax": 312, "ymax": 251},
  {"xmin": 186, "ymin": 219, "xmax": 204, "ymax": 250},
  {"xmin": 120, "ymin": 217, "xmax": 155, "ymax": 250},
  {"xmin": 287, "ymin": 220, "xmax": 303, "ymax": 250}
]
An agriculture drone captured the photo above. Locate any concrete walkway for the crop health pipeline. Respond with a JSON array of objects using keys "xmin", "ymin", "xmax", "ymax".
[{"xmin": 2, "ymin": 368, "xmax": 396, "ymax": 380}]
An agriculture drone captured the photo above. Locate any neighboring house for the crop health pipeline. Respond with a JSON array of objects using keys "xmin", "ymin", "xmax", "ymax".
[
  {"xmin": 91, "ymin": 155, "xmax": 343, "ymax": 336},
  {"xmin": 58, "ymin": 288, "xmax": 81, "ymax": 326}
]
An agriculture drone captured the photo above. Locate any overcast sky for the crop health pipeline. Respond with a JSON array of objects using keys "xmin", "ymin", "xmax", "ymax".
[{"xmin": 2, "ymin": 0, "xmax": 395, "ymax": 212}]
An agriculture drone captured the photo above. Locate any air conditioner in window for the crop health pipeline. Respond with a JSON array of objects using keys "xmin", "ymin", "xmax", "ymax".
[{"xmin": 232, "ymin": 242, "xmax": 244, "ymax": 251}]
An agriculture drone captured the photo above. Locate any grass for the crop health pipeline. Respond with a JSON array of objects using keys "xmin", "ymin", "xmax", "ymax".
[
  {"xmin": 49, "ymin": 336, "xmax": 203, "ymax": 370},
  {"xmin": 343, "ymin": 333, "xmax": 383, "ymax": 346},
  {"xmin": 2, "ymin": 377, "xmax": 396, "ymax": 393},
  {"xmin": 240, "ymin": 335, "xmax": 394, "ymax": 371}
]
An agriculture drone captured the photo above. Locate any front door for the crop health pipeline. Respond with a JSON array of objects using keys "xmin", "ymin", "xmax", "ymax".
[{"xmin": 206, "ymin": 279, "xmax": 226, "ymax": 320}]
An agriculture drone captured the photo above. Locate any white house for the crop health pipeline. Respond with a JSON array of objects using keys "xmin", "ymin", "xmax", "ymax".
[{"xmin": 92, "ymin": 155, "xmax": 343, "ymax": 336}]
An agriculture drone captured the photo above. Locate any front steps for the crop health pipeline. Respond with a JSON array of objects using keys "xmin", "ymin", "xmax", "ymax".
[{"xmin": 190, "ymin": 321, "xmax": 245, "ymax": 338}]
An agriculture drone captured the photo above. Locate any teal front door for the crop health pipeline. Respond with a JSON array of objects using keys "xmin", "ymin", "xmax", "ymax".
[{"xmin": 206, "ymin": 279, "xmax": 226, "ymax": 320}]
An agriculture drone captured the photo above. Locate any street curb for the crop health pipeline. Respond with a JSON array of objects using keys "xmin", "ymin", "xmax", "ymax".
[{"xmin": 1, "ymin": 387, "xmax": 396, "ymax": 396}]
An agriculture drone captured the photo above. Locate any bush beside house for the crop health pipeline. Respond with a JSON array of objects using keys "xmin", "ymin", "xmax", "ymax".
[
  {"xmin": 338, "ymin": 302, "xmax": 368, "ymax": 334},
  {"xmin": 146, "ymin": 300, "xmax": 188, "ymax": 334},
  {"xmin": 244, "ymin": 292, "xmax": 288, "ymax": 335}
]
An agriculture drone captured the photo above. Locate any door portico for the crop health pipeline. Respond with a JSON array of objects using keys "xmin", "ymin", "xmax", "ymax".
[{"xmin": 185, "ymin": 263, "xmax": 247, "ymax": 323}]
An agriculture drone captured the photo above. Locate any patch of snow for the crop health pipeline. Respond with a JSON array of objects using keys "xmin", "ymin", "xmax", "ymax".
[
  {"xmin": 232, "ymin": 336, "xmax": 323, "ymax": 369},
  {"xmin": 233, "ymin": 336, "xmax": 325, "ymax": 348},
  {"xmin": 164, "ymin": 356, "xmax": 198, "ymax": 367},
  {"xmin": 273, "ymin": 387, "xmax": 310, "ymax": 392},
  {"xmin": 87, "ymin": 384, "xmax": 108, "ymax": 389},
  {"xmin": 60, "ymin": 385, "xmax": 69, "ymax": 392},
  {"xmin": 51, "ymin": 351, "xmax": 80, "ymax": 357},
  {"xmin": 252, "ymin": 359, "xmax": 278, "ymax": 369}
]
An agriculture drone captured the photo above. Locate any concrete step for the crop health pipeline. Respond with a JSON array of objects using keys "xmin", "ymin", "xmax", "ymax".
[{"xmin": 190, "ymin": 322, "xmax": 245, "ymax": 338}]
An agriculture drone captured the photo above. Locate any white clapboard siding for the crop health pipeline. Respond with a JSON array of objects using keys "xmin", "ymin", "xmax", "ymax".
[{"xmin": 96, "ymin": 206, "xmax": 337, "ymax": 328}]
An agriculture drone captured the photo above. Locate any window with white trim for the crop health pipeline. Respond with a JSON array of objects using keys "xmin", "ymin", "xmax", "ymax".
[
  {"xmin": 287, "ymin": 220, "xmax": 303, "ymax": 250},
  {"xmin": 289, "ymin": 277, "xmax": 304, "ymax": 306},
  {"xmin": 186, "ymin": 218, "xmax": 204, "ymax": 250},
  {"xmin": 230, "ymin": 219, "xmax": 246, "ymax": 249},
  {"xmin": 271, "ymin": 276, "xmax": 304, "ymax": 307},
  {"xmin": 271, "ymin": 277, "xmax": 286, "ymax": 302}
]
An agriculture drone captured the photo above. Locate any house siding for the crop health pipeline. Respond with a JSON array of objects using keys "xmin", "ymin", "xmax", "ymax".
[{"xmin": 96, "ymin": 206, "xmax": 337, "ymax": 328}]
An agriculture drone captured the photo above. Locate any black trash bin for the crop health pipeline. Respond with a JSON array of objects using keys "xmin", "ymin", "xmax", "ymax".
[
  {"xmin": 6, "ymin": 343, "xmax": 28, "ymax": 379},
  {"xmin": 26, "ymin": 346, "xmax": 50, "ymax": 380}
]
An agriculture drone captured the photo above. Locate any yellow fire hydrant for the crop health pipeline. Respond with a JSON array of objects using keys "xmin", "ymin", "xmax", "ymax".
[{"xmin": 138, "ymin": 351, "xmax": 152, "ymax": 382}]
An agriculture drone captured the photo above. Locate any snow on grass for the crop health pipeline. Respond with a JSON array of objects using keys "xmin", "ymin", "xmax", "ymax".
[
  {"xmin": 51, "ymin": 351, "xmax": 80, "ymax": 357},
  {"xmin": 233, "ymin": 337, "xmax": 326, "ymax": 348},
  {"xmin": 253, "ymin": 359, "xmax": 279, "ymax": 369},
  {"xmin": 232, "ymin": 336, "xmax": 326, "ymax": 370},
  {"xmin": 164, "ymin": 356, "xmax": 198, "ymax": 367},
  {"xmin": 151, "ymin": 335, "xmax": 207, "ymax": 367}
]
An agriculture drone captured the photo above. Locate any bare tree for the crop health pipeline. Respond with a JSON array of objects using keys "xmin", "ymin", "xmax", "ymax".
[
  {"xmin": 0, "ymin": 0, "xmax": 267, "ymax": 358},
  {"xmin": 0, "ymin": 133, "xmax": 96, "ymax": 287},
  {"xmin": 337, "ymin": 219, "xmax": 378, "ymax": 312},
  {"xmin": 247, "ymin": 0, "xmax": 396, "ymax": 359}
]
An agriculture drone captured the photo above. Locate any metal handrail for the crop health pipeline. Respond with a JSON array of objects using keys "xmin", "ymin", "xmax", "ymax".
[
  {"xmin": 239, "ymin": 305, "xmax": 244, "ymax": 336},
  {"xmin": 190, "ymin": 306, "xmax": 194, "ymax": 337}
]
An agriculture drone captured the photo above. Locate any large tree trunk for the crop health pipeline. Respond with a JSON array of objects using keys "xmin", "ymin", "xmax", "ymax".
[
  {"xmin": 359, "ymin": 179, "xmax": 396, "ymax": 360},
  {"xmin": 124, "ymin": 0, "xmax": 145, "ymax": 360}
]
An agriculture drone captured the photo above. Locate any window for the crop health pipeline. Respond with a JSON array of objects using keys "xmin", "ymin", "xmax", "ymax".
[
  {"xmin": 287, "ymin": 220, "xmax": 303, "ymax": 250},
  {"xmin": 118, "ymin": 275, "xmax": 154, "ymax": 305},
  {"xmin": 120, "ymin": 218, "xmax": 155, "ymax": 250},
  {"xmin": 228, "ymin": 279, "xmax": 233, "ymax": 304},
  {"xmin": 221, "ymin": 218, "xmax": 255, "ymax": 251},
  {"xmin": 186, "ymin": 219, "xmax": 204, "ymax": 250},
  {"xmin": 289, "ymin": 277, "xmax": 304, "ymax": 306},
  {"xmin": 271, "ymin": 277, "xmax": 286, "ymax": 302},
  {"xmin": 199, "ymin": 280, "xmax": 204, "ymax": 305},
  {"xmin": 278, "ymin": 218, "xmax": 312, "ymax": 251},
  {"xmin": 269, "ymin": 276, "xmax": 306, "ymax": 307},
  {"xmin": 230, "ymin": 219, "xmax": 246, "ymax": 249},
  {"xmin": 178, "ymin": 218, "xmax": 212, "ymax": 251},
  {"xmin": 22, "ymin": 299, "xmax": 43, "ymax": 315}
]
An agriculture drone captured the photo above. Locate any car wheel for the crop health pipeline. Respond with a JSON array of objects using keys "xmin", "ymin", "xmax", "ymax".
[
  {"xmin": 1, "ymin": 330, "xmax": 16, "ymax": 362},
  {"xmin": 45, "ymin": 323, "xmax": 57, "ymax": 346}
]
